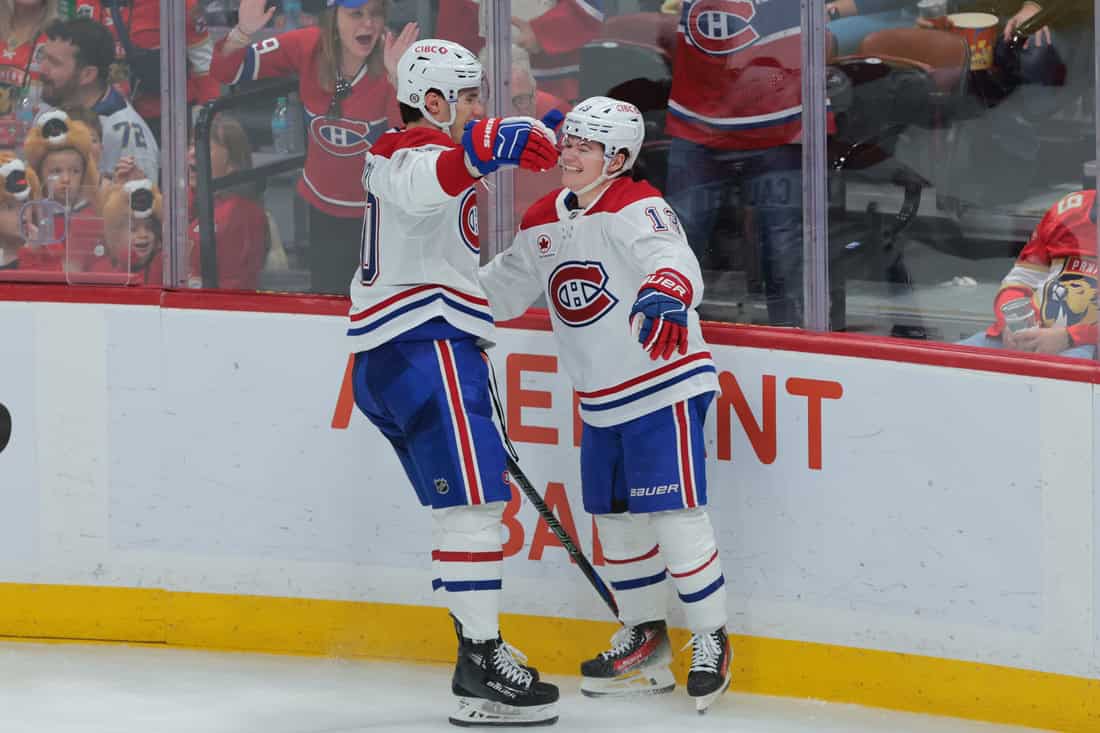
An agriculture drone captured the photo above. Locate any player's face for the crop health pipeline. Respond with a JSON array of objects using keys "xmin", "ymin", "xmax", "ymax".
[
  {"xmin": 336, "ymin": 1, "xmax": 386, "ymax": 62},
  {"xmin": 38, "ymin": 40, "xmax": 82, "ymax": 108},
  {"xmin": 41, "ymin": 150, "xmax": 85, "ymax": 205},
  {"xmin": 448, "ymin": 88, "xmax": 485, "ymax": 144},
  {"xmin": 560, "ymin": 135, "xmax": 616, "ymax": 192}
]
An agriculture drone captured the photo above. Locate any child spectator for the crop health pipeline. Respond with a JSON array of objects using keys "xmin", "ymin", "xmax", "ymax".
[
  {"xmin": 0, "ymin": 153, "xmax": 41, "ymax": 270},
  {"xmin": 90, "ymin": 177, "xmax": 199, "ymax": 286},
  {"xmin": 22, "ymin": 109, "xmax": 102, "ymax": 270},
  {"xmin": 187, "ymin": 114, "xmax": 267, "ymax": 290}
]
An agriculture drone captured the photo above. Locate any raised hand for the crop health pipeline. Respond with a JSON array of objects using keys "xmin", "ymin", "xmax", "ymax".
[
  {"xmin": 384, "ymin": 22, "xmax": 420, "ymax": 85},
  {"xmin": 462, "ymin": 116, "xmax": 559, "ymax": 176},
  {"xmin": 629, "ymin": 269, "xmax": 693, "ymax": 360},
  {"xmin": 237, "ymin": 0, "xmax": 276, "ymax": 35}
]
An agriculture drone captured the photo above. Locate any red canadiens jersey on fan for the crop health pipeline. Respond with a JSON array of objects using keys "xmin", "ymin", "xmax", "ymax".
[
  {"xmin": 347, "ymin": 126, "xmax": 493, "ymax": 351},
  {"xmin": 75, "ymin": 0, "xmax": 216, "ymax": 116},
  {"xmin": 988, "ymin": 189, "xmax": 1098, "ymax": 345},
  {"xmin": 666, "ymin": 0, "xmax": 808, "ymax": 150},
  {"xmin": 0, "ymin": 35, "xmax": 45, "ymax": 118},
  {"xmin": 435, "ymin": 0, "xmax": 604, "ymax": 101},
  {"xmin": 479, "ymin": 177, "xmax": 718, "ymax": 427},
  {"xmin": 211, "ymin": 27, "xmax": 401, "ymax": 218}
]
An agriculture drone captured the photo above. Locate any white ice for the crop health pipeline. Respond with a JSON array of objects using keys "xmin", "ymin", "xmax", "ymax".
[{"xmin": 0, "ymin": 641, "xmax": 1042, "ymax": 733}]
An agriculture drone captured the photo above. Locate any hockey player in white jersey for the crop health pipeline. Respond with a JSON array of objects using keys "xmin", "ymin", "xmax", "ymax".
[
  {"xmin": 347, "ymin": 40, "xmax": 560, "ymax": 727},
  {"xmin": 479, "ymin": 97, "xmax": 732, "ymax": 713}
]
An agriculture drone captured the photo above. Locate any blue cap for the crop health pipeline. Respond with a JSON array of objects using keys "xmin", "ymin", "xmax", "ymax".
[{"xmin": 328, "ymin": 0, "xmax": 374, "ymax": 7}]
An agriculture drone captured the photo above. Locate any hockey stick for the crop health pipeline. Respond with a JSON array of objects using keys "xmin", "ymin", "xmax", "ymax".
[
  {"xmin": 505, "ymin": 455, "xmax": 620, "ymax": 619},
  {"xmin": 484, "ymin": 354, "xmax": 619, "ymax": 619}
]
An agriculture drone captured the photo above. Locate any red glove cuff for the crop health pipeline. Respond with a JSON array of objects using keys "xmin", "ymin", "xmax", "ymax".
[{"xmin": 640, "ymin": 268, "xmax": 693, "ymax": 305}]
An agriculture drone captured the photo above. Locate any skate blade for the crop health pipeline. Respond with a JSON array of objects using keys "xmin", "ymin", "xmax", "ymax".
[
  {"xmin": 693, "ymin": 670, "xmax": 732, "ymax": 715},
  {"xmin": 580, "ymin": 666, "xmax": 675, "ymax": 698},
  {"xmin": 450, "ymin": 697, "xmax": 558, "ymax": 727}
]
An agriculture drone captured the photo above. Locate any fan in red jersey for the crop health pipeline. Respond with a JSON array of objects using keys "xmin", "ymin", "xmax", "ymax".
[
  {"xmin": 211, "ymin": 0, "xmax": 417, "ymax": 294},
  {"xmin": 960, "ymin": 188, "xmax": 1098, "ymax": 359},
  {"xmin": 0, "ymin": 0, "xmax": 56, "ymax": 138}
]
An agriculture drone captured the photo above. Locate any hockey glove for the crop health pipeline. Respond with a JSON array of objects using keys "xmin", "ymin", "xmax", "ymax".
[
  {"xmin": 629, "ymin": 269, "xmax": 694, "ymax": 361},
  {"xmin": 462, "ymin": 116, "xmax": 559, "ymax": 176}
]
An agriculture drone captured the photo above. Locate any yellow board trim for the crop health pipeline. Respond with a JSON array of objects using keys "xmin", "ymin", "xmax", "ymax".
[{"xmin": 1, "ymin": 582, "xmax": 1096, "ymax": 732}]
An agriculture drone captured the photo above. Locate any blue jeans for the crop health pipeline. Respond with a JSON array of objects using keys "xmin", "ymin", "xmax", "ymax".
[
  {"xmin": 665, "ymin": 138, "xmax": 804, "ymax": 326},
  {"xmin": 957, "ymin": 331, "xmax": 1096, "ymax": 360}
]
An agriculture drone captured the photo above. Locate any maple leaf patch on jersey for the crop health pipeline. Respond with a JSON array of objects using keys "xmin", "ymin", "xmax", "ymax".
[
  {"xmin": 684, "ymin": 0, "xmax": 760, "ymax": 56},
  {"xmin": 548, "ymin": 260, "xmax": 618, "ymax": 327}
]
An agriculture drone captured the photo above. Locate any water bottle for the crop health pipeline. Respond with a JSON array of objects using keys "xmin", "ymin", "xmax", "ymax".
[
  {"xmin": 272, "ymin": 96, "xmax": 293, "ymax": 154},
  {"xmin": 15, "ymin": 87, "xmax": 37, "ymax": 135},
  {"xmin": 283, "ymin": 0, "xmax": 302, "ymax": 30}
]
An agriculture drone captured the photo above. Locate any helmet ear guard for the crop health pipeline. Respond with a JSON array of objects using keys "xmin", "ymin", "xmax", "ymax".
[{"xmin": 396, "ymin": 40, "xmax": 483, "ymax": 130}]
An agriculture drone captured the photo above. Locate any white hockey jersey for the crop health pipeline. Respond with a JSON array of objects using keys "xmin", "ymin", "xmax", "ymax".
[
  {"xmin": 92, "ymin": 86, "xmax": 159, "ymax": 180},
  {"xmin": 347, "ymin": 126, "xmax": 494, "ymax": 352},
  {"xmin": 480, "ymin": 177, "xmax": 718, "ymax": 428}
]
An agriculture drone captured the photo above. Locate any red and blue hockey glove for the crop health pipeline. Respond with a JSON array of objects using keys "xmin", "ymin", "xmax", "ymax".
[
  {"xmin": 629, "ymin": 269, "xmax": 694, "ymax": 361},
  {"xmin": 462, "ymin": 116, "xmax": 559, "ymax": 176}
]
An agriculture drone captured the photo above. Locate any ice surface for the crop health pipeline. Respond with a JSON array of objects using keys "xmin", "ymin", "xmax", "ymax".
[{"xmin": 0, "ymin": 641, "xmax": 1043, "ymax": 732}]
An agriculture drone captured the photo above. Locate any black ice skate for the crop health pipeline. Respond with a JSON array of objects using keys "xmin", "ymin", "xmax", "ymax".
[
  {"xmin": 685, "ymin": 627, "xmax": 732, "ymax": 714},
  {"xmin": 449, "ymin": 619, "xmax": 559, "ymax": 727},
  {"xmin": 579, "ymin": 620, "xmax": 675, "ymax": 697}
]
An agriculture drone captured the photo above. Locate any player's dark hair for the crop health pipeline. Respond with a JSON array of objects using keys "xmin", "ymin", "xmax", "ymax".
[
  {"xmin": 44, "ymin": 18, "xmax": 115, "ymax": 86},
  {"xmin": 399, "ymin": 103, "xmax": 423, "ymax": 125}
]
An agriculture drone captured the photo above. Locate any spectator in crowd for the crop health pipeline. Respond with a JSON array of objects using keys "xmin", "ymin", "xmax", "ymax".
[
  {"xmin": 663, "ymin": 0, "xmax": 810, "ymax": 326},
  {"xmin": 0, "ymin": 0, "xmax": 57, "ymax": 132},
  {"xmin": 90, "ymin": 177, "xmax": 199, "ymax": 285},
  {"xmin": 436, "ymin": 0, "xmax": 604, "ymax": 102},
  {"xmin": 37, "ymin": 18, "xmax": 159, "ymax": 180},
  {"xmin": 187, "ymin": 114, "xmax": 267, "ymax": 290},
  {"xmin": 73, "ymin": 0, "xmax": 218, "ymax": 139},
  {"xmin": 0, "ymin": 153, "xmax": 40, "ymax": 270},
  {"xmin": 959, "ymin": 188, "xmax": 1097, "ymax": 359},
  {"xmin": 24, "ymin": 109, "xmax": 98, "ymax": 209},
  {"xmin": 210, "ymin": 0, "xmax": 416, "ymax": 294}
]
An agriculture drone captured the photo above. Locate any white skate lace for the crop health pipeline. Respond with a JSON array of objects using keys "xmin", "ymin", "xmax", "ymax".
[
  {"xmin": 493, "ymin": 642, "xmax": 533, "ymax": 687},
  {"xmin": 684, "ymin": 631, "xmax": 722, "ymax": 673},
  {"xmin": 600, "ymin": 626, "xmax": 639, "ymax": 660}
]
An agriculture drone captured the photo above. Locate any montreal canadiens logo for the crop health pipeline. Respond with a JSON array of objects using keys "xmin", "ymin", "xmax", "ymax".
[
  {"xmin": 310, "ymin": 117, "xmax": 385, "ymax": 157},
  {"xmin": 686, "ymin": 0, "xmax": 759, "ymax": 56},
  {"xmin": 459, "ymin": 189, "xmax": 479, "ymax": 254},
  {"xmin": 548, "ymin": 261, "xmax": 618, "ymax": 327}
]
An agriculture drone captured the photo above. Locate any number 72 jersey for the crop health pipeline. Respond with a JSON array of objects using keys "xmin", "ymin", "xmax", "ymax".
[{"xmin": 479, "ymin": 177, "xmax": 718, "ymax": 428}]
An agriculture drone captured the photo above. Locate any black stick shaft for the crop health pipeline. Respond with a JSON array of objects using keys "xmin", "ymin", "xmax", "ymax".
[{"xmin": 506, "ymin": 457, "xmax": 619, "ymax": 619}]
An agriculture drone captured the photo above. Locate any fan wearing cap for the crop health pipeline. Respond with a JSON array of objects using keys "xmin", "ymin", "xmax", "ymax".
[
  {"xmin": 479, "ymin": 96, "xmax": 732, "ymax": 713},
  {"xmin": 210, "ymin": 0, "xmax": 417, "ymax": 294},
  {"xmin": 0, "ymin": 155, "xmax": 41, "ymax": 270},
  {"xmin": 89, "ymin": 178, "xmax": 200, "ymax": 286}
]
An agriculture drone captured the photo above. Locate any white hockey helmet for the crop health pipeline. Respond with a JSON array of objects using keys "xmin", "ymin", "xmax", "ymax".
[
  {"xmin": 563, "ymin": 96, "xmax": 645, "ymax": 177},
  {"xmin": 396, "ymin": 40, "xmax": 483, "ymax": 130}
]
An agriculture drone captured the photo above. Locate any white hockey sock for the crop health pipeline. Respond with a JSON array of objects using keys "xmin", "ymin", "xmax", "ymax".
[
  {"xmin": 595, "ymin": 513, "xmax": 667, "ymax": 627},
  {"xmin": 432, "ymin": 502, "xmax": 505, "ymax": 642},
  {"xmin": 653, "ymin": 508, "xmax": 728, "ymax": 633}
]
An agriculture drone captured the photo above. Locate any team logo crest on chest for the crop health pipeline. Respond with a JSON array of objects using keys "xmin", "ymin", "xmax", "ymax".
[
  {"xmin": 309, "ymin": 117, "xmax": 385, "ymax": 157},
  {"xmin": 548, "ymin": 260, "xmax": 618, "ymax": 327},
  {"xmin": 685, "ymin": 0, "xmax": 760, "ymax": 56},
  {"xmin": 459, "ymin": 189, "xmax": 479, "ymax": 253}
]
